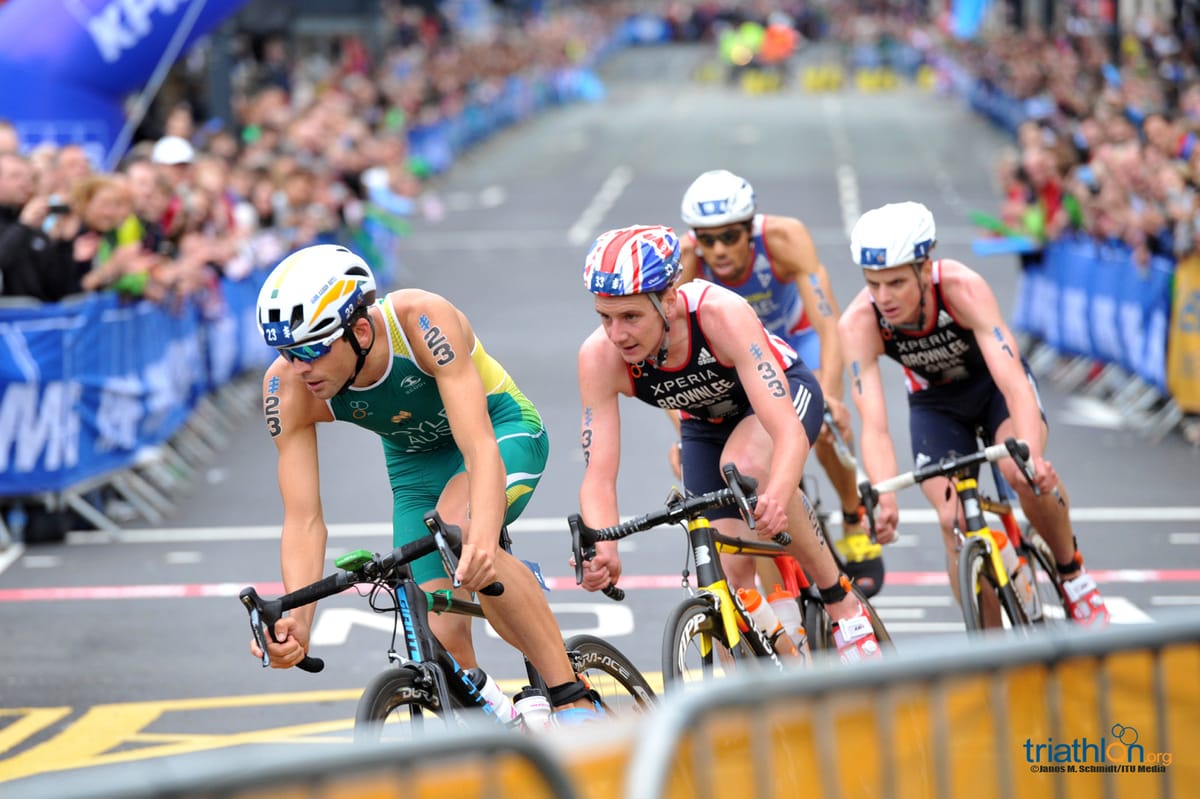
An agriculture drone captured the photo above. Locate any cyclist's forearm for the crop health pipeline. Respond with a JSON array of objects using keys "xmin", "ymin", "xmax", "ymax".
[
  {"xmin": 280, "ymin": 523, "xmax": 328, "ymax": 628},
  {"xmin": 860, "ymin": 425, "xmax": 899, "ymax": 485}
]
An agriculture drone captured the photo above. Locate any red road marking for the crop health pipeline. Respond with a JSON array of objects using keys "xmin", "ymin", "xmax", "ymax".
[{"xmin": 2, "ymin": 569, "xmax": 1199, "ymax": 602}]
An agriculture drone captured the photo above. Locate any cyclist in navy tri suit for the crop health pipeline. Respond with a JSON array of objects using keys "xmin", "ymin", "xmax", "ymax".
[
  {"xmin": 676, "ymin": 169, "xmax": 885, "ymax": 595},
  {"xmin": 576, "ymin": 225, "xmax": 881, "ymax": 663},
  {"xmin": 838, "ymin": 202, "xmax": 1110, "ymax": 627}
]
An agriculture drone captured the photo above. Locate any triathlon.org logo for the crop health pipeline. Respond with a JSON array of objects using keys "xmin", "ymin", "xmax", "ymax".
[{"xmin": 1024, "ymin": 724, "xmax": 1172, "ymax": 774}]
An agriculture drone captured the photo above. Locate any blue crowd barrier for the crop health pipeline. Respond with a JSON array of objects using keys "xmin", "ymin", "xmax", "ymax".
[
  {"xmin": 0, "ymin": 271, "xmax": 270, "ymax": 498},
  {"xmin": 1010, "ymin": 238, "xmax": 1174, "ymax": 391}
]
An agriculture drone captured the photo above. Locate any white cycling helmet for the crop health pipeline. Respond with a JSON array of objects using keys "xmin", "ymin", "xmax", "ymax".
[
  {"xmin": 849, "ymin": 202, "xmax": 937, "ymax": 269},
  {"xmin": 256, "ymin": 244, "xmax": 376, "ymax": 349},
  {"xmin": 680, "ymin": 169, "xmax": 756, "ymax": 228}
]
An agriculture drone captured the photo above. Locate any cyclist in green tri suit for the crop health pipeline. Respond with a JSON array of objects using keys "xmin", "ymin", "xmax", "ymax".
[{"xmin": 250, "ymin": 244, "xmax": 599, "ymax": 720}]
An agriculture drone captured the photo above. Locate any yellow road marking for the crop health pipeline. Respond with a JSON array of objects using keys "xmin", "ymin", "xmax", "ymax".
[{"xmin": 0, "ymin": 708, "xmax": 72, "ymax": 756}]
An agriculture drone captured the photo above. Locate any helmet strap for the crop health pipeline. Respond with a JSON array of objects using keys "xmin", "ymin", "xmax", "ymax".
[
  {"xmin": 337, "ymin": 310, "xmax": 377, "ymax": 395},
  {"xmin": 892, "ymin": 261, "xmax": 928, "ymax": 332},
  {"xmin": 647, "ymin": 292, "xmax": 671, "ymax": 365}
]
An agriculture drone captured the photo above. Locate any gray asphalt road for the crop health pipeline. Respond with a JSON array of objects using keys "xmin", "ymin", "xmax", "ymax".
[{"xmin": 3, "ymin": 43, "xmax": 1199, "ymax": 791}]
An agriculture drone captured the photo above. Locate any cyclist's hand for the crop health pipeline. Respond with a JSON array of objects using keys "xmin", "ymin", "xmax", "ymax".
[
  {"xmin": 576, "ymin": 541, "xmax": 621, "ymax": 592},
  {"xmin": 1030, "ymin": 455, "xmax": 1059, "ymax": 495},
  {"xmin": 668, "ymin": 441, "xmax": 682, "ymax": 480},
  {"xmin": 873, "ymin": 494, "xmax": 900, "ymax": 545},
  {"xmin": 823, "ymin": 397, "xmax": 853, "ymax": 442},
  {"xmin": 751, "ymin": 491, "xmax": 789, "ymax": 537},
  {"xmin": 455, "ymin": 542, "xmax": 498, "ymax": 593},
  {"xmin": 250, "ymin": 615, "xmax": 311, "ymax": 669}
]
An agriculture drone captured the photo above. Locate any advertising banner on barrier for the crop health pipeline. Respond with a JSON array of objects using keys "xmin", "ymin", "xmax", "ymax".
[
  {"xmin": 1168, "ymin": 254, "xmax": 1200, "ymax": 412},
  {"xmin": 0, "ymin": 294, "xmax": 207, "ymax": 497}
]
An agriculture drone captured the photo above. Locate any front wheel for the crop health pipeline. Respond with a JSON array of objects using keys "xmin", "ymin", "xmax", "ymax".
[
  {"xmin": 661, "ymin": 596, "xmax": 753, "ymax": 689},
  {"xmin": 564, "ymin": 634, "xmax": 656, "ymax": 716},
  {"xmin": 957, "ymin": 535, "xmax": 1030, "ymax": 633},
  {"xmin": 354, "ymin": 666, "xmax": 458, "ymax": 743}
]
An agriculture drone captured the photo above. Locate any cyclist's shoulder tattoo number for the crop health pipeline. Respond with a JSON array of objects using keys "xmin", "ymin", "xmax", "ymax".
[
  {"xmin": 755, "ymin": 360, "xmax": 787, "ymax": 398},
  {"xmin": 264, "ymin": 394, "xmax": 282, "ymax": 438}
]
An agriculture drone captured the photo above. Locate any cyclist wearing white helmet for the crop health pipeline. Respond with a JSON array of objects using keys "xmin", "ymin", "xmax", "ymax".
[
  {"xmin": 839, "ymin": 202, "xmax": 1110, "ymax": 628},
  {"xmin": 677, "ymin": 169, "xmax": 884, "ymax": 596},
  {"xmin": 251, "ymin": 244, "xmax": 601, "ymax": 718},
  {"xmin": 577, "ymin": 225, "xmax": 881, "ymax": 663}
]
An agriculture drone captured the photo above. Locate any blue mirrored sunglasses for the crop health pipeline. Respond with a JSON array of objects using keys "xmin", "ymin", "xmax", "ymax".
[{"xmin": 280, "ymin": 327, "xmax": 346, "ymax": 363}]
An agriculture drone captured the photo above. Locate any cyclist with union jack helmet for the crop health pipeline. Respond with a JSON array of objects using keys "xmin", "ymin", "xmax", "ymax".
[
  {"xmin": 840, "ymin": 201, "xmax": 1110, "ymax": 628},
  {"xmin": 250, "ymin": 244, "xmax": 602, "ymax": 720},
  {"xmin": 678, "ymin": 169, "xmax": 886, "ymax": 597},
  {"xmin": 576, "ymin": 225, "xmax": 882, "ymax": 664}
]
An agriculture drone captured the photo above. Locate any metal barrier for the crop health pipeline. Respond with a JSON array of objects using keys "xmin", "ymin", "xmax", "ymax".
[
  {"xmin": 11, "ymin": 619, "xmax": 1196, "ymax": 798},
  {"xmin": 625, "ymin": 614, "xmax": 1200, "ymax": 799},
  {"xmin": 26, "ymin": 723, "xmax": 584, "ymax": 799}
]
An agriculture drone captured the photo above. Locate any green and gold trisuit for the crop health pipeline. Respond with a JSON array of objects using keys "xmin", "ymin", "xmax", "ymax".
[{"xmin": 328, "ymin": 297, "xmax": 548, "ymax": 583}]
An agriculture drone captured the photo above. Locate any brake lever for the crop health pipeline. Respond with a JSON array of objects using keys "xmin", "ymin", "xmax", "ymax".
[
  {"xmin": 1004, "ymin": 437, "xmax": 1041, "ymax": 497},
  {"xmin": 858, "ymin": 478, "xmax": 879, "ymax": 540},
  {"xmin": 568, "ymin": 514, "xmax": 588, "ymax": 585},
  {"xmin": 246, "ymin": 605, "xmax": 270, "ymax": 668},
  {"xmin": 721, "ymin": 463, "xmax": 757, "ymax": 531}
]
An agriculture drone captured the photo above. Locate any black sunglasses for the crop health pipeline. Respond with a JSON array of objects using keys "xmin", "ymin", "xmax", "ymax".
[{"xmin": 695, "ymin": 228, "xmax": 747, "ymax": 248}]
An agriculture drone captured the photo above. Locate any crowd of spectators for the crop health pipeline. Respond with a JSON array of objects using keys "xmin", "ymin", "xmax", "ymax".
[
  {"xmin": 0, "ymin": 0, "xmax": 624, "ymax": 306},
  {"xmin": 962, "ymin": 15, "xmax": 1200, "ymax": 266}
]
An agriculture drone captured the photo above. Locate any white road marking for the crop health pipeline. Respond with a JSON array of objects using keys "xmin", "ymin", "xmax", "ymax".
[
  {"xmin": 1061, "ymin": 396, "xmax": 1128, "ymax": 430},
  {"xmin": 20, "ymin": 554, "xmax": 59, "ymax": 569},
  {"xmin": 1169, "ymin": 532, "xmax": 1200, "ymax": 544},
  {"xmin": 166, "ymin": 551, "xmax": 203, "ymax": 564},
  {"xmin": 56, "ymin": 507, "xmax": 1200, "ymax": 545},
  {"xmin": 566, "ymin": 165, "xmax": 634, "ymax": 246},
  {"xmin": 1150, "ymin": 596, "xmax": 1200, "ymax": 605},
  {"xmin": 1105, "ymin": 597, "xmax": 1154, "ymax": 623}
]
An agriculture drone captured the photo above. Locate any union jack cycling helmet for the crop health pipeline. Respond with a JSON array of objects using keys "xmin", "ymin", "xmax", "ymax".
[
  {"xmin": 584, "ymin": 225, "xmax": 682, "ymax": 296},
  {"xmin": 850, "ymin": 202, "xmax": 937, "ymax": 269},
  {"xmin": 680, "ymin": 169, "xmax": 756, "ymax": 228},
  {"xmin": 256, "ymin": 244, "xmax": 376, "ymax": 352}
]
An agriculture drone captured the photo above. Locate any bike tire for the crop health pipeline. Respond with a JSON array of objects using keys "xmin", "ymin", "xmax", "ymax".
[
  {"xmin": 800, "ymin": 590, "xmax": 832, "ymax": 651},
  {"xmin": 660, "ymin": 596, "xmax": 753, "ymax": 690},
  {"xmin": 854, "ymin": 582, "xmax": 893, "ymax": 648},
  {"xmin": 354, "ymin": 666, "xmax": 459, "ymax": 743},
  {"xmin": 957, "ymin": 536, "xmax": 1030, "ymax": 633},
  {"xmin": 1019, "ymin": 524, "xmax": 1071, "ymax": 626},
  {"xmin": 564, "ymin": 634, "xmax": 656, "ymax": 715}
]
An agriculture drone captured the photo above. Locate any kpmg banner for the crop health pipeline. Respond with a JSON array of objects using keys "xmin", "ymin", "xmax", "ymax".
[
  {"xmin": 0, "ymin": 0, "xmax": 249, "ymax": 164},
  {"xmin": 0, "ymin": 276, "xmax": 271, "ymax": 497}
]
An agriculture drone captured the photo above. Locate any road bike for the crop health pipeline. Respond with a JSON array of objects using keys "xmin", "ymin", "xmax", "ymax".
[
  {"xmin": 239, "ymin": 510, "xmax": 656, "ymax": 741},
  {"xmin": 569, "ymin": 464, "xmax": 891, "ymax": 690},
  {"xmin": 859, "ymin": 436, "xmax": 1073, "ymax": 633}
]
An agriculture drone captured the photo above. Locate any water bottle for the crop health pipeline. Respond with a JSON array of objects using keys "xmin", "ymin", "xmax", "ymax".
[
  {"xmin": 991, "ymin": 531, "xmax": 1038, "ymax": 620},
  {"xmin": 512, "ymin": 686, "xmax": 552, "ymax": 733},
  {"xmin": 767, "ymin": 584, "xmax": 811, "ymax": 665},
  {"xmin": 737, "ymin": 587, "xmax": 801, "ymax": 659},
  {"xmin": 466, "ymin": 668, "xmax": 518, "ymax": 724}
]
